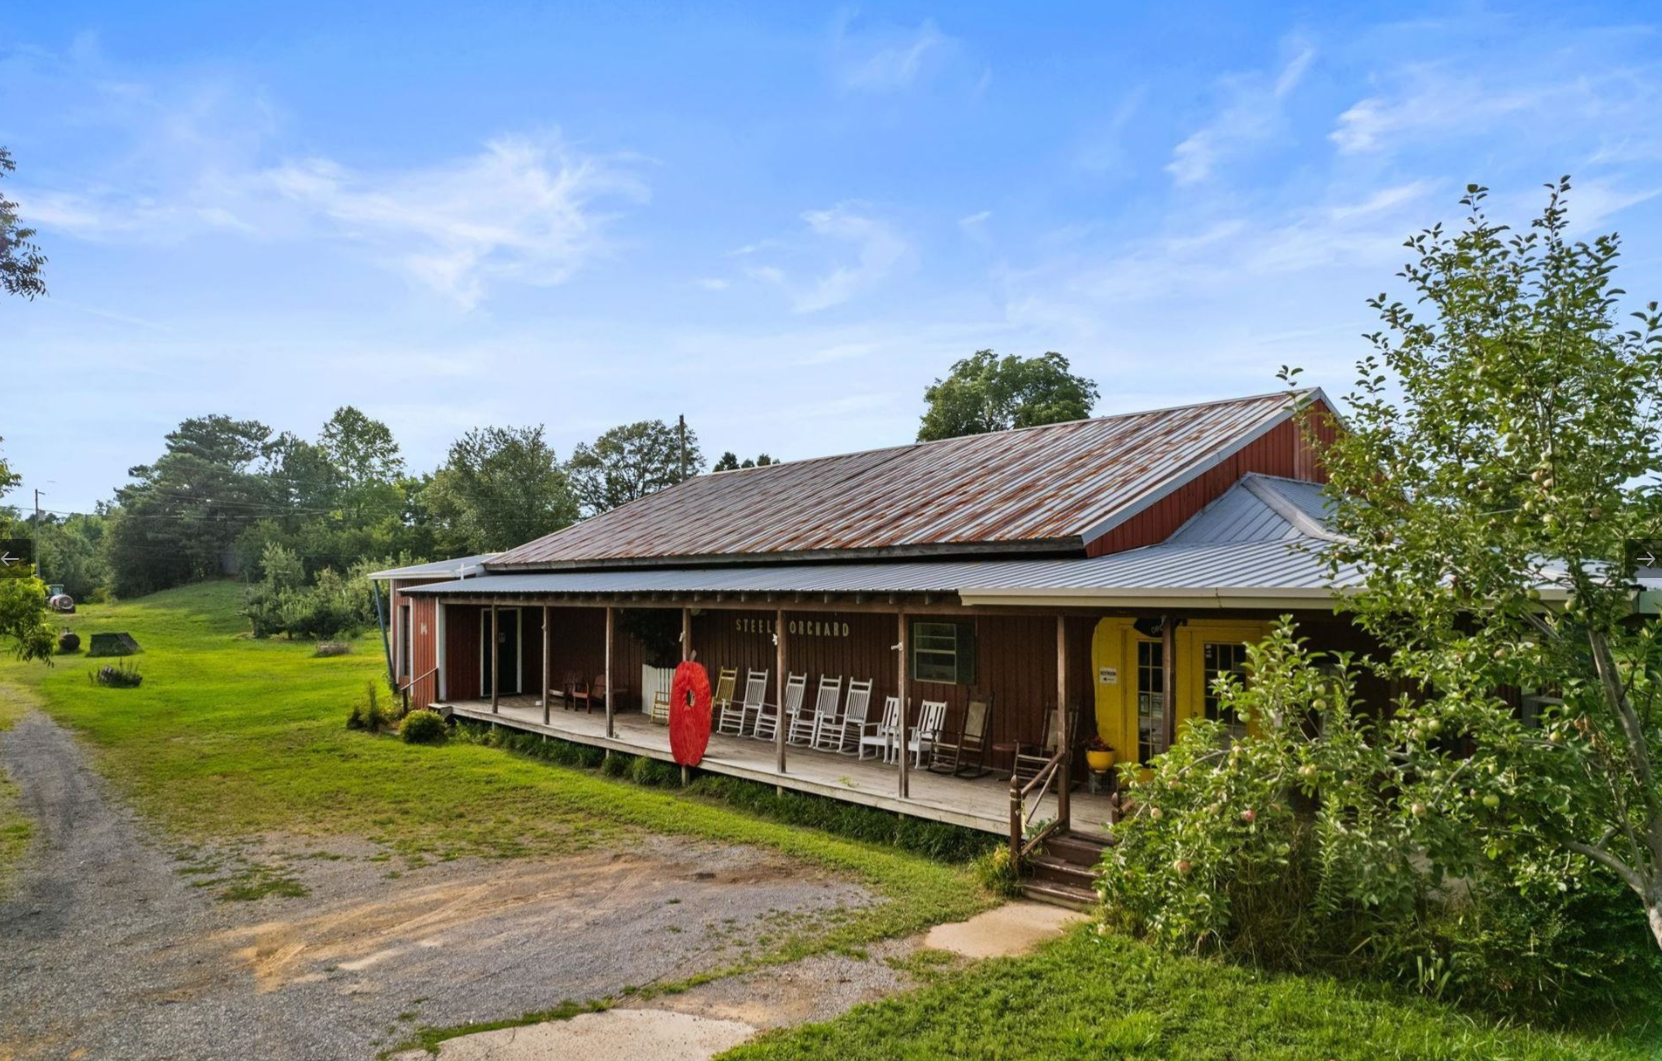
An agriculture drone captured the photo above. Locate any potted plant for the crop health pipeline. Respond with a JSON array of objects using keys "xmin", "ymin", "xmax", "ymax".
[{"xmin": 1085, "ymin": 735, "xmax": 1116, "ymax": 772}]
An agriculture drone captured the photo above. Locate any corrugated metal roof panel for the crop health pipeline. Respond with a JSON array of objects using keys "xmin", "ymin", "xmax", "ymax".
[
  {"xmin": 1167, "ymin": 474, "xmax": 1335, "ymax": 545},
  {"xmin": 405, "ymin": 538, "xmax": 1360, "ymax": 601},
  {"xmin": 490, "ymin": 390, "xmax": 1313, "ymax": 569},
  {"xmin": 367, "ymin": 554, "xmax": 497, "ymax": 580}
]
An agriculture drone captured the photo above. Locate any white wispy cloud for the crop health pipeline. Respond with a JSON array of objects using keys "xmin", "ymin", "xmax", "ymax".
[
  {"xmin": 1167, "ymin": 42, "xmax": 1315, "ymax": 185},
  {"xmin": 743, "ymin": 203, "xmax": 913, "ymax": 313},
  {"xmin": 267, "ymin": 135, "xmax": 648, "ymax": 309},
  {"xmin": 830, "ymin": 13, "xmax": 959, "ymax": 93}
]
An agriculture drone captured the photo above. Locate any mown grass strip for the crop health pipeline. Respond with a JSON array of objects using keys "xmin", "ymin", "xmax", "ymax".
[{"xmin": 723, "ymin": 925, "xmax": 1660, "ymax": 1061}]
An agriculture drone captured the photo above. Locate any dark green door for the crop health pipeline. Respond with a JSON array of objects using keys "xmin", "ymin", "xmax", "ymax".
[{"xmin": 481, "ymin": 608, "xmax": 521, "ymax": 696}]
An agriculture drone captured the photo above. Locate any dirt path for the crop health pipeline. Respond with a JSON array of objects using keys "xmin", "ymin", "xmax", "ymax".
[{"xmin": 0, "ymin": 704, "xmax": 869, "ymax": 1060}]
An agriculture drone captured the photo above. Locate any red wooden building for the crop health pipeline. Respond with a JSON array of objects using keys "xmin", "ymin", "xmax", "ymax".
[{"xmin": 374, "ymin": 388, "xmax": 1362, "ymax": 905}]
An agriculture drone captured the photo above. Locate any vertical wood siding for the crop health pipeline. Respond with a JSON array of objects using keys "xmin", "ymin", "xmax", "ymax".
[
  {"xmin": 446, "ymin": 605, "xmax": 483, "ymax": 702},
  {"xmin": 407, "ymin": 594, "xmax": 439, "ymax": 709}
]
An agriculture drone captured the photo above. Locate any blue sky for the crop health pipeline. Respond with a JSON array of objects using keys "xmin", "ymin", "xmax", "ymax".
[{"xmin": 5, "ymin": 2, "xmax": 1662, "ymax": 513}]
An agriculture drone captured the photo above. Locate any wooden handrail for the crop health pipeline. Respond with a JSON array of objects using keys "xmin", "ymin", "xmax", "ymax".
[
  {"xmin": 1009, "ymin": 746, "xmax": 1066, "ymax": 863},
  {"xmin": 399, "ymin": 666, "xmax": 438, "ymax": 694}
]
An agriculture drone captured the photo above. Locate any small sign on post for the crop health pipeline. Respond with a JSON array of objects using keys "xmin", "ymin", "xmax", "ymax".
[
  {"xmin": 1098, "ymin": 666, "xmax": 1118, "ymax": 686},
  {"xmin": 1630, "ymin": 539, "xmax": 1662, "ymax": 587},
  {"xmin": 0, "ymin": 539, "xmax": 33, "ymax": 579}
]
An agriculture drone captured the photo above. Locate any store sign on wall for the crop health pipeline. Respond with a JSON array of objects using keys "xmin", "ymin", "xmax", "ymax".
[
  {"xmin": 1099, "ymin": 666, "xmax": 1118, "ymax": 686},
  {"xmin": 734, "ymin": 616, "xmax": 851, "ymax": 638}
]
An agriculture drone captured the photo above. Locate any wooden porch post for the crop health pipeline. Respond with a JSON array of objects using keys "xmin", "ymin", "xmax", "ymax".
[
  {"xmin": 490, "ymin": 602, "xmax": 500, "ymax": 714},
  {"xmin": 681, "ymin": 606, "xmax": 693, "ymax": 788},
  {"xmin": 542, "ymin": 604, "xmax": 552, "ymax": 725},
  {"xmin": 897, "ymin": 610, "xmax": 909, "ymax": 801},
  {"xmin": 1056, "ymin": 614, "xmax": 1071, "ymax": 830},
  {"xmin": 775, "ymin": 608, "xmax": 787, "ymax": 775},
  {"xmin": 604, "ymin": 605, "xmax": 615, "ymax": 739},
  {"xmin": 1162, "ymin": 614, "xmax": 1176, "ymax": 755}
]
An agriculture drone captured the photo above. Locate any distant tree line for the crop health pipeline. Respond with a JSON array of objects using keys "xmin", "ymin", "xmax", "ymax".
[
  {"xmin": 18, "ymin": 411, "xmax": 712, "ymax": 633},
  {"xmin": 12, "ymin": 349, "xmax": 1097, "ymax": 638}
]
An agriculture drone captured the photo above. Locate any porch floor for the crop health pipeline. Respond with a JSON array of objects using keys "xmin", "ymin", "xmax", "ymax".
[{"xmin": 439, "ymin": 696, "xmax": 1116, "ymax": 838}]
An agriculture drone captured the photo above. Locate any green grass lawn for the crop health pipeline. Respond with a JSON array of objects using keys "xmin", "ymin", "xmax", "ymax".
[
  {"xmin": 0, "ymin": 581, "xmax": 990, "ymax": 954},
  {"xmin": 726, "ymin": 926, "xmax": 1658, "ymax": 1061}
]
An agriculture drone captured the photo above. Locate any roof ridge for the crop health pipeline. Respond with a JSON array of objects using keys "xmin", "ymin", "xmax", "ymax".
[
  {"xmin": 698, "ymin": 387, "xmax": 1316, "ymax": 478},
  {"xmin": 1239, "ymin": 475, "xmax": 1346, "ymax": 543}
]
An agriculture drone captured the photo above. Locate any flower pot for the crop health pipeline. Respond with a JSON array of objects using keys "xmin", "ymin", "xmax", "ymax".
[{"xmin": 1086, "ymin": 749, "xmax": 1115, "ymax": 772}]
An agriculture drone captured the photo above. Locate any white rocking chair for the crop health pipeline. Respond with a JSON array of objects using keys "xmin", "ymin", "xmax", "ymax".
[
  {"xmin": 753, "ymin": 672, "xmax": 806, "ymax": 743},
  {"xmin": 900, "ymin": 700, "xmax": 948, "ymax": 768},
  {"xmin": 790, "ymin": 676, "xmax": 841, "ymax": 746},
  {"xmin": 718, "ymin": 669, "xmax": 768, "ymax": 736},
  {"xmin": 819, "ymin": 678, "xmax": 874, "ymax": 754},
  {"xmin": 859, "ymin": 695, "xmax": 901, "ymax": 761}
]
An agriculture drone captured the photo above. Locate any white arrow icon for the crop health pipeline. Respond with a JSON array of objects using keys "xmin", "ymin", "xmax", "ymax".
[
  {"xmin": 0, "ymin": 552, "xmax": 17, "ymax": 568},
  {"xmin": 1642, "ymin": 552, "xmax": 1659, "ymax": 568}
]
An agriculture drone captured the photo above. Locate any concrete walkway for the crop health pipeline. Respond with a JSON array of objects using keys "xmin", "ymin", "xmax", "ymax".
[{"xmin": 397, "ymin": 901, "xmax": 1087, "ymax": 1061}]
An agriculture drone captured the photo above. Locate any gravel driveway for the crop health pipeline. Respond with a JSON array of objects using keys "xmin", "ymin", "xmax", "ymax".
[{"xmin": 0, "ymin": 707, "xmax": 870, "ymax": 1060}]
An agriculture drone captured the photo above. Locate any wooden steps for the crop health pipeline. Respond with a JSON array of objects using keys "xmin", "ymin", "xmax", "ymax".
[{"xmin": 1020, "ymin": 829, "xmax": 1109, "ymax": 911}]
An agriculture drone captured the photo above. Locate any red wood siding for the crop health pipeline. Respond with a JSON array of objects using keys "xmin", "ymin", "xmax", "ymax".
[
  {"xmin": 545, "ymin": 606, "xmax": 648, "ymax": 710},
  {"xmin": 406, "ymin": 594, "xmax": 440, "ymax": 709},
  {"xmin": 445, "ymin": 605, "xmax": 483, "ymax": 702},
  {"xmin": 1085, "ymin": 405, "xmax": 1335, "ymax": 557}
]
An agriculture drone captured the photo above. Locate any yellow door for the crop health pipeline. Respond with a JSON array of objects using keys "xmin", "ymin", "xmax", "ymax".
[
  {"xmin": 1093, "ymin": 617, "xmax": 1273, "ymax": 764},
  {"xmin": 1175, "ymin": 620, "xmax": 1273, "ymax": 740},
  {"xmin": 1089, "ymin": 618, "xmax": 1166, "ymax": 769}
]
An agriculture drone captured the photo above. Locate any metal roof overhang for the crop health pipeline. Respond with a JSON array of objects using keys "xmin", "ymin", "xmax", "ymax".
[{"xmin": 404, "ymin": 539, "xmax": 1363, "ymax": 612}]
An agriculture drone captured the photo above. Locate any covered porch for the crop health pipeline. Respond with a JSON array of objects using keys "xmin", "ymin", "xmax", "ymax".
[{"xmin": 438, "ymin": 693, "xmax": 1118, "ymax": 837}]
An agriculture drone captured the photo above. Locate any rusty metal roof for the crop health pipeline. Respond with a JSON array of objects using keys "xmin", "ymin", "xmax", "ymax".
[{"xmin": 491, "ymin": 389, "xmax": 1317, "ymax": 570}]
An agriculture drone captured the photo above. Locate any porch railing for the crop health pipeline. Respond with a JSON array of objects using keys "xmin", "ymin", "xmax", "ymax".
[{"xmin": 1009, "ymin": 747, "xmax": 1066, "ymax": 864}]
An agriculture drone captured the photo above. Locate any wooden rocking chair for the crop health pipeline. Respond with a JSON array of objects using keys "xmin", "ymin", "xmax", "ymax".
[
  {"xmin": 1013, "ymin": 703, "xmax": 1075, "ymax": 783},
  {"xmin": 900, "ymin": 700, "xmax": 948, "ymax": 768},
  {"xmin": 709, "ymin": 667, "xmax": 739, "ymax": 730},
  {"xmin": 929, "ymin": 695, "xmax": 992, "ymax": 777}
]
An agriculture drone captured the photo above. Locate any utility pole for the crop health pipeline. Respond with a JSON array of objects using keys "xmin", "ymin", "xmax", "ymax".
[
  {"xmin": 677, "ymin": 414, "xmax": 687, "ymax": 482},
  {"xmin": 32, "ymin": 489, "xmax": 42, "ymax": 583}
]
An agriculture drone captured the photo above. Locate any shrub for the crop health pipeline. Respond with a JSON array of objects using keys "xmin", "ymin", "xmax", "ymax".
[
  {"xmin": 600, "ymin": 751, "xmax": 630, "ymax": 777},
  {"xmin": 313, "ymin": 641, "xmax": 350, "ymax": 658},
  {"xmin": 1101, "ymin": 620, "xmax": 1662, "ymax": 1017},
  {"xmin": 279, "ymin": 568, "xmax": 362, "ymax": 641},
  {"xmin": 242, "ymin": 542, "xmax": 304, "ymax": 638},
  {"xmin": 400, "ymin": 709, "xmax": 448, "ymax": 745},
  {"xmin": 91, "ymin": 661, "xmax": 143, "ymax": 688},
  {"xmin": 970, "ymin": 844, "xmax": 1024, "ymax": 898},
  {"xmin": 345, "ymin": 680, "xmax": 393, "ymax": 733}
]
